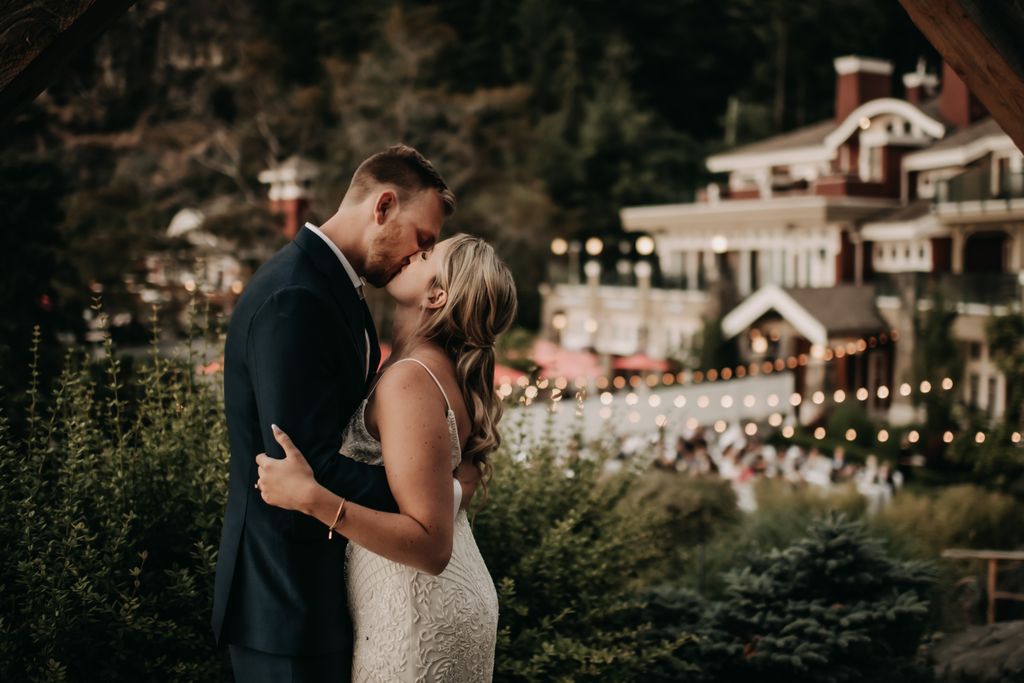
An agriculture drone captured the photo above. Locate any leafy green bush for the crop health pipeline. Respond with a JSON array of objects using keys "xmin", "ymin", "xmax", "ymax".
[
  {"xmin": 622, "ymin": 471, "xmax": 739, "ymax": 577},
  {"xmin": 473, "ymin": 419, "xmax": 680, "ymax": 681},
  {"xmin": 695, "ymin": 478, "xmax": 865, "ymax": 596},
  {"xmin": 0, "ymin": 327, "xmax": 229, "ymax": 681},
  {"xmin": 643, "ymin": 515, "xmax": 937, "ymax": 683}
]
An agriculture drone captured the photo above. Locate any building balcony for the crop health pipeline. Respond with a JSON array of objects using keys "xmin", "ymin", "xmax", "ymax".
[
  {"xmin": 874, "ymin": 271, "xmax": 1023, "ymax": 309},
  {"xmin": 934, "ymin": 168, "xmax": 1024, "ymax": 222}
]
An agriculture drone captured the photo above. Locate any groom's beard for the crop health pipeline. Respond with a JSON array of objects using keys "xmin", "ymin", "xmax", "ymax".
[{"xmin": 363, "ymin": 225, "xmax": 409, "ymax": 288}]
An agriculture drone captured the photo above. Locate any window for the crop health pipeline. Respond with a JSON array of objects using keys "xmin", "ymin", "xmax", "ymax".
[{"xmin": 969, "ymin": 372, "xmax": 980, "ymax": 409}]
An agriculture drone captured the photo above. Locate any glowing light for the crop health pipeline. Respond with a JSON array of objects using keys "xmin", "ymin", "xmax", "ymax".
[
  {"xmin": 767, "ymin": 394, "xmax": 780, "ymax": 407},
  {"xmin": 646, "ymin": 374, "xmax": 659, "ymax": 387},
  {"xmin": 877, "ymin": 386, "xmax": 890, "ymax": 399},
  {"xmin": 768, "ymin": 413, "xmax": 783, "ymax": 427},
  {"xmin": 711, "ymin": 235, "xmax": 729, "ymax": 254},
  {"xmin": 975, "ymin": 432, "xmax": 986, "ymax": 444},
  {"xmin": 648, "ymin": 395, "xmax": 661, "ymax": 408},
  {"xmin": 585, "ymin": 237, "xmax": 604, "ymax": 256},
  {"xmin": 625, "ymin": 393, "xmax": 639, "ymax": 406},
  {"xmin": 600, "ymin": 392, "xmax": 613, "ymax": 405},
  {"xmin": 720, "ymin": 395, "xmax": 733, "ymax": 408},
  {"xmin": 555, "ymin": 377, "xmax": 568, "ymax": 390},
  {"xmin": 574, "ymin": 377, "xmax": 587, "ymax": 389},
  {"xmin": 674, "ymin": 395, "xmax": 687, "ymax": 408},
  {"xmin": 789, "ymin": 393, "xmax": 802, "ymax": 406},
  {"xmin": 908, "ymin": 430, "xmax": 920, "ymax": 443},
  {"xmin": 584, "ymin": 318, "xmax": 598, "ymax": 334},
  {"xmin": 231, "ymin": 280, "xmax": 244, "ymax": 294},
  {"xmin": 845, "ymin": 428, "xmax": 857, "ymax": 441},
  {"xmin": 524, "ymin": 386, "xmax": 538, "ymax": 399},
  {"xmin": 686, "ymin": 417, "xmax": 699, "ymax": 430},
  {"xmin": 833, "ymin": 390, "xmax": 846, "ymax": 403},
  {"xmin": 743, "ymin": 394, "xmax": 756, "ymax": 408},
  {"xmin": 920, "ymin": 380, "xmax": 932, "ymax": 394},
  {"xmin": 516, "ymin": 376, "xmax": 529, "ymax": 388},
  {"xmin": 552, "ymin": 313, "xmax": 567, "ymax": 330},
  {"xmin": 613, "ymin": 376, "xmax": 626, "ymax": 389},
  {"xmin": 714, "ymin": 420, "xmax": 727, "ymax": 433},
  {"xmin": 596, "ymin": 377, "xmax": 608, "ymax": 389},
  {"xmin": 941, "ymin": 377, "xmax": 954, "ymax": 391},
  {"xmin": 744, "ymin": 423, "xmax": 757, "ymax": 436},
  {"xmin": 943, "ymin": 431, "xmax": 953, "ymax": 443},
  {"xmin": 550, "ymin": 238, "xmax": 569, "ymax": 255},
  {"xmin": 856, "ymin": 339, "xmax": 867, "ymax": 353},
  {"xmin": 812, "ymin": 391, "xmax": 825, "ymax": 405},
  {"xmin": 856, "ymin": 387, "xmax": 869, "ymax": 401},
  {"xmin": 811, "ymin": 344, "xmax": 825, "ymax": 360},
  {"xmin": 538, "ymin": 379, "xmax": 550, "ymax": 389},
  {"xmin": 878, "ymin": 429, "xmax": 889, "ymax": 443},
  {"xmin": 782, "ymin": 425, "xmax": 795, "ymax": 438},
  {"xmin": 635, "ymin": 236, "xmax": 656, "ymax": 255},
  {"xmin": 814, "ymin": 427, "xmax": 826, "ymax": 439},
  {"xmin": 599, "ymin": 407, "xmax": 612, "ymax": 420},
  {"xmin": 655, "ymin": 414, "xmax": 667, "ymax": 427},
  {"xmin": 697, "ymin": 395, "xmax": 710, "ymax": 408},
  {"xmin": 899, "ymin": 383, "xmax": 912, "ymax": 397},
  {"xmin": 859, "ymin": 116, "xmax": 871, "ymax": 130},
  {"xmin": 1012, "ymin": 432, "xmax": 1021, "ymax": 444},
  {"xmin": 752, "ymin": 337, "xmax": 768, "ymax": 354}
]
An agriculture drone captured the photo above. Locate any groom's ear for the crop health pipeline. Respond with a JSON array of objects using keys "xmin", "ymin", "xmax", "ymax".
[
  {"xmin": 424, "ymin": 288, "xmax": 447, "ymax": 310},
  {"xmin": 374, "ymin": 190, "xmax": 397, "ymax": 225}
]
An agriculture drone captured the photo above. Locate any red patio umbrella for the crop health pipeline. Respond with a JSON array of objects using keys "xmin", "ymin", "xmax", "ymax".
[{"xmin": 612, "ymin": 353, "xmax": 671, "ymax": 373}]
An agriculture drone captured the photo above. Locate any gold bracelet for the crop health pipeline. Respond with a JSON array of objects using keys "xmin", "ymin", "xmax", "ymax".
[{"xmin": 327, "ymin": 498, "xmax": 347, "ymax": 540}]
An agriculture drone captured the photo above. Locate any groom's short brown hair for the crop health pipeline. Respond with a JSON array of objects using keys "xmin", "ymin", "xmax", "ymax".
[{"xmin": 348, "ymin": 145, "xmax": 456, "ymax": 216}]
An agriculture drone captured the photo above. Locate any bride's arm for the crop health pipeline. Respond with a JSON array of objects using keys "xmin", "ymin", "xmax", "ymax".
[{"xmin": 256, "ymin": 366, "xmax": 456, "ymax": 575}]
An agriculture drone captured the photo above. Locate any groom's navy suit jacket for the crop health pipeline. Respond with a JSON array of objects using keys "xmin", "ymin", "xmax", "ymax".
[{"xmin": 213, "ymin": 227, "xmax": 396, "ymax": 656}]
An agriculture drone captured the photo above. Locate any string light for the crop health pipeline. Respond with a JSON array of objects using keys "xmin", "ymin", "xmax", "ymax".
[
  {"xmin": 782, "ymin": 425, "xmax": 795, "ymax": 438},
  {"xmin": 845, "ymin": 428, "xmax": 857, "ymax": 441},
  {"xmin": 812, "ymin": 391, "xmax": 825, "ymax": 405},
  {"xmin": 744, "ymin": 422, "xmax": 757, "ymax": 436},
  {"xmin": 655, "ymin": 414, "xmax": 667, "ymax": 427},
  {"xmin": 920, "ymin": 380, "xmax": 932, "ymax": 394},
  {"xmin": 975, "ymin": 432, "xmax": 986, "ymax": 444},
  {"xmin": 814, "ymin": 427, "xmax": 826, "ymax": 439},
  {"xmin": 743, "ymin": 394, "xmax": 756, "ymax": 408},
  {"xmin": 648, "ymin": 395, "xmax": 661, "ymax": 407},
  {"xmin": 625, "ymin": 393, "xmax": 639, "ymax": 406},
  {"xmin": 943, "ymin": 431, "xmax": 954, "ymax": 443},
  {"xmin": 899, "ymin": 383, "xmax": 912, "ymax": 397},
  {"xmin": 908, "ymin": 430, "xmax": 920, "ymax": 443},
  {"xmin": 878, "ymin": 429, "xmax": 889, "ymax": 442},
  {"xmin": 941, "ymin": 377, "xmax": 954, "ymax": 391},
  {"xmin": 1012, "ymin": 432, "xmax": 1021, "ymax": 444},
  {"xmin": 720, "ymin": 395, "xmax": 733, "ymax": 408},
  {"xmin": 768, "ymin": 413, "xmax": 783, "ymax": 427},
  {"xmin": 833, "ymin": 389, "xmax": 846, "ymax": 403},
  {"xmin": 600, "ymin": 391, "xmax": 613, "ymax": 405},
  {"xmin": 856, "ymin": 387, "xmax": 869, "ymax": 401},
  {"xmin": 697, "ymin": 395, "xmax": 710, "ymax": 408},
  {"xmin": 673, "ymin": 395, "xmax": 686, "ymax": 408}
]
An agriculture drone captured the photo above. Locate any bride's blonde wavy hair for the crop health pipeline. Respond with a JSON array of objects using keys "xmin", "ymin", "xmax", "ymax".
[{"xmin": 408, "ymin": 234, "xmax": 517, "ymax": 491}]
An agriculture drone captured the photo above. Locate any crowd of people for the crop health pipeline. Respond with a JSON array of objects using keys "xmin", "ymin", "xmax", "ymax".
[{"xmin": 628, "ymin": 423, "xmax": 904, "ymax": 513}]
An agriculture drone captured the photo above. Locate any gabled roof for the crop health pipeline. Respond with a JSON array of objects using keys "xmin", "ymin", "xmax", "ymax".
[
  {"xmin": 708, "ymin": 98, "xmax": 946, "ymax": 173},
  {"xmin": 721, "ymin": 283, "xmax": 887, "ymax": 345},
  {"xmin": 902, "ymin": 117, "xmax": 1016, "ymax": 172}
]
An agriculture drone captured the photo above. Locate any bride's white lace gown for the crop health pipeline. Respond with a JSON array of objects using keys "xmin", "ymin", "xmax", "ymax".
[{"xmin": 339, "ymin": 358, "xmax": 499, "ymax": 682}]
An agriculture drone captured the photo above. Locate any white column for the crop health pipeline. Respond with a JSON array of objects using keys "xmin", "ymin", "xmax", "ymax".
[
  {"xmin": 687, "ymin": 250, "xmax": 699, "ymax": 291},
  {"xmin": 738, "ymin": 249, "xmax": 751, "ymax": 296}
]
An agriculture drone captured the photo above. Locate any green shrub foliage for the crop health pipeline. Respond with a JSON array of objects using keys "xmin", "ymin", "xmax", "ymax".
[
  {"xmin": 0, "ymin": 326, "xmax": 230, "ymax": 681},
  {"xmin": 644, "ymin": 514, "xmax": 936, "ymax": 683},
  {"xmin": 473, "ymin": 421, "xmax": 680, "ymax": 681}
]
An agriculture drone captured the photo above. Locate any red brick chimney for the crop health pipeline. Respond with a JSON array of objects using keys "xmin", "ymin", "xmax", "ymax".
[
  {"xmin": 939, "ymin": 62, "xmax": 987, "ymax": 129},
  {"xmin": 258, "ymin": 156, "xmax": 319, "ymax": 239},
  {"xmin": 834, "ymin": 56, "xmax": 893, "ymax": 122},
  {"xmin": 902, "ymin": 58, "xmax": 938, "ymax": 105}
]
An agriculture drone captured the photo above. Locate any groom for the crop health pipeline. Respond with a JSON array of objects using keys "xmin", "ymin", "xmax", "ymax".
[{"xmin": 213, "ymin": 145, "xmax": 456, "ymax": 681}]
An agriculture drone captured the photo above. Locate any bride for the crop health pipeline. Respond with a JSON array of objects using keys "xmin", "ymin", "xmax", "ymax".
[{"xmin": 254, "ymin": 233, "xmax": 517, "ymax": 681}]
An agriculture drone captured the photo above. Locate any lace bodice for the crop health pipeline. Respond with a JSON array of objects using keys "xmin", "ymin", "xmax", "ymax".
[{"xmin": 339, "ymin": 358, "xmax": 498, "ymax": 682}]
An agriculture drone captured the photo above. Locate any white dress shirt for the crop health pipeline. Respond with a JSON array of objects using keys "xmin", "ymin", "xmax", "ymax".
[{"xmin": 304, "ymin": 222, "xmax": 371, "ymax": 378}]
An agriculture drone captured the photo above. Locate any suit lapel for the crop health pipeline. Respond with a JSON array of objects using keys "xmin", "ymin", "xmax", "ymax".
[
  {"xmin": 363, "ymin": 299, "xmax": 381, "ymax": 384},
  {"xmin": 293, "ymin": 227, "xmax": 368, "ymax": 378}
]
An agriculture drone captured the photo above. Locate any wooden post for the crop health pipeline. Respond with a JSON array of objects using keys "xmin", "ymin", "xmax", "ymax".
[
  {"xmin": 899, "ymin": 0, "xmax": 1024, "ymax": 152},
  {"xmin": 987, "ymin": 558, "xmax": 997, "ymax": 624}
]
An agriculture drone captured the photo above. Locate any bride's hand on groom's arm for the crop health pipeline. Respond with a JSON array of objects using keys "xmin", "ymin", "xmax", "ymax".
[{"xmin": 255, "ymin": 424, "xmax": 320, "ymax": 514}]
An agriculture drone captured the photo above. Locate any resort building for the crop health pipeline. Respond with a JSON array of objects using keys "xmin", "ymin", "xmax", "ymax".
[{"xmin": 540, "ymin": 56, "xmax": 1023, "ymax": 424}]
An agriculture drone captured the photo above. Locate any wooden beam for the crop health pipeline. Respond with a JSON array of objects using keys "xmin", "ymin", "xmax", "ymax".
[
  {"xmin": 899, "ymin": 0, "xmax": 1024, "ymax": 152},
  {"xmin": 0, "ymin": 0, "xmax": 137, "ymax": 124}
]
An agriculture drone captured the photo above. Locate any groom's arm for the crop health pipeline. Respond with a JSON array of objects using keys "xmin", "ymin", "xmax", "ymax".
[{"xmin": 249, "ymin": 286, "xmax": 398, "ymax": 514}]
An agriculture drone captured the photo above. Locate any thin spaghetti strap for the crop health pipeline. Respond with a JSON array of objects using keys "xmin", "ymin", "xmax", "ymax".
[{"xmin": 376, "ymin": 357, "xmax": 453, "ymax": 412}]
